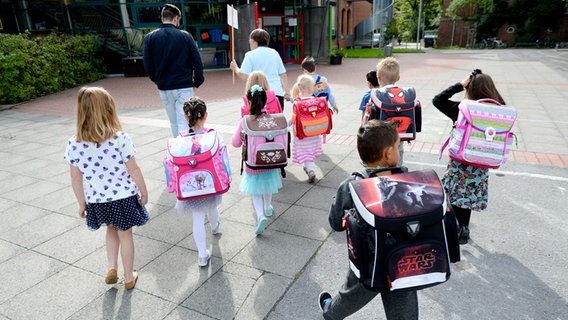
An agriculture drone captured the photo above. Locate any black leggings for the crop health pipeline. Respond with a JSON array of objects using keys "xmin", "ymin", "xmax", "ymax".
[{"xmin": 453, "ymin": 206, "xmax": 472, "ymax": 227}]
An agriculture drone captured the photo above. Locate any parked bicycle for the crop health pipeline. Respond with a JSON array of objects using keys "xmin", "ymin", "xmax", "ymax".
[{"xmin": 479, "ymin": 37, "xmax": 506, "ymax": 49}]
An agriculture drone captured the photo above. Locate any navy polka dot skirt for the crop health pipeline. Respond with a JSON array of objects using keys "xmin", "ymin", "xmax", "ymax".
[{"xmin": 86, "ymin": 195, "xmax": 149, "ymax": 231}]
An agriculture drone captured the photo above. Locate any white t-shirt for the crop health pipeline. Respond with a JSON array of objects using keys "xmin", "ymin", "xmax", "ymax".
[
  {"xmin": 64, "ymin": 131, "xmax": 138, "ymax": 203},
  {"xmin": 240, "ymin": 46, "xmax": 287, "ymax": 96}
]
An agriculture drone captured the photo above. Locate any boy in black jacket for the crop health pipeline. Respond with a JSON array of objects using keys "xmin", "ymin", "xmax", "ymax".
[{"xmin": 319, "ymin": 120, "xmax": 418, "ymax": 320}]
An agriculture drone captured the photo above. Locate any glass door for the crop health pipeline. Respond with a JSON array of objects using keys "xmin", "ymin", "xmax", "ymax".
[{"xmin": 281, "ymin": 15, "xmax": 304, "ymax": 63}]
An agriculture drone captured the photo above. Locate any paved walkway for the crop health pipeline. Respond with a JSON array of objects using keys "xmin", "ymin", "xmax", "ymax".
[{"xmin": 1, "ymin": 49, "xmax": 568, "ymax": 319}]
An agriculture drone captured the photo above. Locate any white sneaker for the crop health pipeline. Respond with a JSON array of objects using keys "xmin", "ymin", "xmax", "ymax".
[{"xmin": 198, "ymin": 250, "xmax": 211, "ymax": 267}]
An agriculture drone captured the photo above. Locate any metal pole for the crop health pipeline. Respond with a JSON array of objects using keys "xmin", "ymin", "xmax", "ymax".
[{"xmin": 415, "ymin": 0, "xmax": 423, "ymax": 50}]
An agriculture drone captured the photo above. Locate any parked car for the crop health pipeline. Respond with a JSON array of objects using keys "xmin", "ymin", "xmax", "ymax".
[{"xmin": 354, "ymin": 33, "xmax": 387, "ymax": 48}]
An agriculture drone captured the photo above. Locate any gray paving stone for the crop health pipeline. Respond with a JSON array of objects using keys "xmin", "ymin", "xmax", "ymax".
[
  {"xmin": 34, "ymin": 224, "xmax": 105, "ymax": 264},
  {"xmin": 0, "ymin": 203, "xmax": 50, "ymax": 234},
  {"xmin": 0, "ymin": 212, "xmax": 82, "ymax": 249},
  {"xmin": 0, "ymin": 239, "xmax": 25, "ymax": 264},
  {"xmin": 0, "ymin": 266, "xmax": 108, "ymax": 320},
  {"xmin": 231, "ymin": 230, "xmax": 322, "ymax": 279},
  {"xmin": 181, "ymin": 270, "xmax": 258, "ymax": 319},
  {"xmin": 0, "ymin": 250, "xmax": 67, "ymax": 304},
  {"xmin": 136, "ymin": 245, "xmax": 222, "ymax": 304},
  {"xmin": 234, "ymin": 272, "xmax": 292, "ymax": 320},
  {"xmin": 134, "ymin": 208, "xmax": 192, "ymax": 245},
  {"xmin": 269, "ymin": 204, "xmax": 331, "ymax": 241},
  {"xmin": 67, "ymin": 286, "xmax": 178, "ymax": 320},
  {"xmin": 0, "ymin": 179, "xmax": 67, "ymax": 203},
  {"xmin": 163, "ymin": 306, "xmax": 216, "ymax": 320}
]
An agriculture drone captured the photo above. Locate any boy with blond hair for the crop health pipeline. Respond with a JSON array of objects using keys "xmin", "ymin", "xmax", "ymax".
[{"xmin": 364, "ymin": 57, "xmax": 422, "ymax": 165}]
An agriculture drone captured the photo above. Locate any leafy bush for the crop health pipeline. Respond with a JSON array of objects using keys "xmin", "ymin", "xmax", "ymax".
[{"xmin": 0, "ymin": 32, "xmax": 105, "ymax": 105}]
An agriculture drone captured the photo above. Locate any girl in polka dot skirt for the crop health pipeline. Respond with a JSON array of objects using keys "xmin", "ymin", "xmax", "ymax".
[
  {"xmin": 65, "ymin": 87, "xmax": 149, "ymax": 289},
  {"xmin": 175, "ymin": 97, "xmax": 223, "ymax": 267}
]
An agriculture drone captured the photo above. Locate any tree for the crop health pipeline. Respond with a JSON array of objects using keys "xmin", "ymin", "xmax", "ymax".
[{"xmin": 390, "ymin": 0, "xmax": 442, "ymax": 41}]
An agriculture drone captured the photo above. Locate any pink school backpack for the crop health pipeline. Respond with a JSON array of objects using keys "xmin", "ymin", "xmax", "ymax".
[
  {"xmin": 164, "ymin": 129, "xmax": 231, "ymax": 200},
  {"xmin": 240, "ymin": 89, "xmax": 282, "ymax": 117},
  {"xmin": 440, "ymin": 98, "xmax": 517, "ymax": 169},
  {"xmin": 241, "ymin": 112, "xmax": 289, "ymax": 171}
]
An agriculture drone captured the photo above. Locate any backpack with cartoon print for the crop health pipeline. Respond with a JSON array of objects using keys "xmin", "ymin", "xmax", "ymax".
[
  {"xmin": 365, "ymin": 86, "xmax": 422, "ymax": 141},
  {"xmin": 164, "ymin": 129, "xmax": 231, "ymax": 200},
  {"xmin": 344, "ymin": 167, "xmax": 460, "ymax": 292}
]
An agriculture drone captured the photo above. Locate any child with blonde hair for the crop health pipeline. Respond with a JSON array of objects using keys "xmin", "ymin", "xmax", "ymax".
[
  {"xmin": 291, "ymin": 75, "xmax": 325, "ymax": 183},
  {"xmin": 65, "ymin": 87, "xmax": 149, "ymax": 289},
  {"xmin": 240, "ymin": 71, "xmax": 282, "ymax": 117}
]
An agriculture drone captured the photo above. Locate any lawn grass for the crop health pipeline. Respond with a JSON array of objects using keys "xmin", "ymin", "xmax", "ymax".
[{"xmin": 344, "ymin": 48, "xmax": 424, "ymax": 58}]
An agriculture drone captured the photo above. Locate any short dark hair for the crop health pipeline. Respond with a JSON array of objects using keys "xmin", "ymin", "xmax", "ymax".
[
  {"xmin": 161, "ymin": 4, "xmax": 181, "ymax": 21},
  {"xmin": 357, "ymin": 120, "xmax": 399, "ymax": 164},
  {"xmin": 249, "ymin": 29, "xmax": 270, "ymax": 47},
  {"xmin": 366, "ymin": 70, "xmax": 379, "ymax": 87},
  {"xmin": 301, "ymin": 56, "xmax": 316, "ymax": 73}
]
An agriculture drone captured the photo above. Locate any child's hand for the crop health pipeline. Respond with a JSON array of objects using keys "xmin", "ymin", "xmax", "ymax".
[
  {"xmin": 332, "ymin": 106, "xmax": 339, "ymax": 114},
  {"xmin": 460, "ymin": 75, "xmax": 471, "ymax": 89},
  {"xmin": 138, "ymin": 193, "xmax": 148, "ymax": 206},
  {"xmin": 78, "ymin": 203, "xmax": 87, "ymax": 218}
]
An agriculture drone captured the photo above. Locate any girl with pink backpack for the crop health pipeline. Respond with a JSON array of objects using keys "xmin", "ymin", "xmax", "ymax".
[
  {"xmin": 240, "ymin": 71, "xmax": 282, "ymax": 117},
  {"xmin": 432, "ymin": 69, "xmax": 507, "ymax": 245},
  {"xmin": 233, "ymin": 85, "xmax": 283, "ymax": 236}
]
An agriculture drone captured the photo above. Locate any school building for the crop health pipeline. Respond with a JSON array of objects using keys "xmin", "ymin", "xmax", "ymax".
[{"xmin": 0, "ymin": 0, "xmax": 393, "ymax": 74}]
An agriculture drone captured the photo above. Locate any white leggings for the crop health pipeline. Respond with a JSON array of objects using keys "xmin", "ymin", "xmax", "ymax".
[
  {"xmin": 192, "ymin": 207, "xmax": 219, "ymax": 258},
  {"xmin": 251, "ymin": 194, "xmax": 272, "ymax": 218}
]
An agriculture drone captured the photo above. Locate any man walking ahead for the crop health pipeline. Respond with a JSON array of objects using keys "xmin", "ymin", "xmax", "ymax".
[{"xmin": 143, "ymin": 4, "xmax": 204, "ymax": 137}]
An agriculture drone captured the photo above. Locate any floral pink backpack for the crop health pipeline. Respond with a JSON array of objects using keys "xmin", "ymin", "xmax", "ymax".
[
  {"xmin": 164, "ymin": 128, "xmax": 231, "ymax": 200},
  {"xmin": 240, "ymin": 89, "xmax": 282, "ymax": 117}
]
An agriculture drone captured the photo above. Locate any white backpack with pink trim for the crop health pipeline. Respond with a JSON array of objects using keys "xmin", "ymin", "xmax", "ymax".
[{"xmin": 164, "ymin": 129, "xmax": 231, "ymax": 200}]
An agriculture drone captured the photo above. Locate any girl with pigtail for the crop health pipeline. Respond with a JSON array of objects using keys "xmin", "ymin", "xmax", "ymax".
[
  {"xmin": 175, "ymin": 97, "xmax": 223, "ymax": 267},
  {"xmin": 232, "ymin": 85, "xmax": 283, "ymax": 236}
]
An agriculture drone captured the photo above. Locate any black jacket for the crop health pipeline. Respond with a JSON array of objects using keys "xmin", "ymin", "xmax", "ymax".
[
  {"xmin": 431, "ymin": 82, "xmax": 463, "ymax": 122},
  {"xmin": 143, "ymin": 24, "xmax": 204, "ymax": 90}
]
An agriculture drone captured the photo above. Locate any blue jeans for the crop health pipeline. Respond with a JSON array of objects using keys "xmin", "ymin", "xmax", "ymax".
[{"xmin": 159, "ymin": 88, "xmax": 194, "ymax": 137}]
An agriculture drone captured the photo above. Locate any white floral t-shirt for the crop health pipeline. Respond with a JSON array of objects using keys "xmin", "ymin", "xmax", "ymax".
[{"xmin": 64, "ymin": 131, "xmax": 138, "ymax": 203}]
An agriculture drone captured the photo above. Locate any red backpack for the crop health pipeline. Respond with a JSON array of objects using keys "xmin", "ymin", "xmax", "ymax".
[{"xmin": 291, "ymin": 96, "xmax": 332, "ymax": 139}]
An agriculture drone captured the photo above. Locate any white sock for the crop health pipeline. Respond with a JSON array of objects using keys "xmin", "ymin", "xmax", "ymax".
[
  {"xmin": 192, "ymin": 210, "xmax": 207, "ymax": 257},
  {"xmin": 304, "ymin": 161, "xmax": 314, "ymax": 172},
  {"xmin": 263, "ymin": 193, "xmax": 272, "ymax": 210},
  {"xmin": 252, "ymin": 194, "xmax": 264, "ymax": 219},
  {"xmin": 208, "ymin": 207, "xmax": 220, "ymax": 229}
]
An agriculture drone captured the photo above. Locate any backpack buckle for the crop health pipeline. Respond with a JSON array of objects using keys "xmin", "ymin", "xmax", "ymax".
[
  {"xmin": 485, "ymin": 127, "xmax": 496, "ymax": 141},
  {"xmin": 406, "ymin": 221, "xmax": 420, "ymax": 237}
]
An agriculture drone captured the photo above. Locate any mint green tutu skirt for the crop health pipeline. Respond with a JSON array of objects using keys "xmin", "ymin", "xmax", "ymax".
[{"xmin": 240, "ymin": 169, "xmax": 282, "ymax": 195}]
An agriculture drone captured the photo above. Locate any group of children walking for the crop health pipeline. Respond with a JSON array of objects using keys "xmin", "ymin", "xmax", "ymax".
[{"xmin": 65, "ymin": 30, "xmax": 505, "ymax": 319}]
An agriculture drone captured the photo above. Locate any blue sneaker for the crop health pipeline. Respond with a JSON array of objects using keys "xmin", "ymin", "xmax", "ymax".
[
  {"xmin": 318, "ymin": 291, "xmax": 332, "ymax": 312},
  {"xmin": 255, "ymin": 215, "xmax": 267, "ymax": 235},
  {"xmin": 264, "ymin": 206, "xmax": 274, "ymax": 217}
]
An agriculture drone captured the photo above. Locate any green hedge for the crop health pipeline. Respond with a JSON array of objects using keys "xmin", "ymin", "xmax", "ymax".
[{"xmin": 0, "ymin": 32, "xmax": 106, "ymax": 105}]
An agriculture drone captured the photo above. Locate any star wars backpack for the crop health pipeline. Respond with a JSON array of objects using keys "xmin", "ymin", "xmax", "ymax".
[
  {"xmin": 440, "ymin": 98, "xmax": 517, "ymax": 169},
  {"xmin": 164, "ymin": 129, "xmax": 231, "ymax": 200},
  {"xmin": 241, "ymin": 113, "xmax": 289, "ymax": 172},
  {"xmin": 366, "ymin": 86, "xmax": 422, "ymax": 141},
  {"xmin": 344, "ymin": 168, "xmax": 460, "ymax": 292}
]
